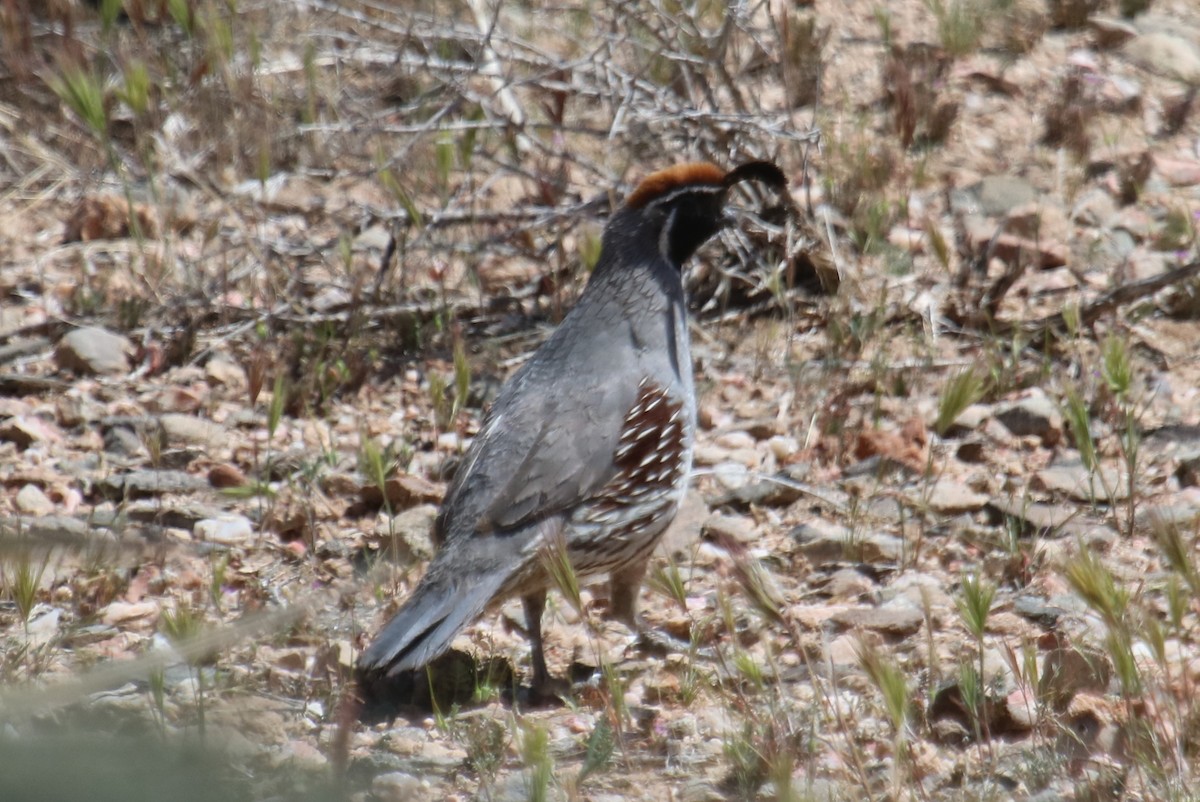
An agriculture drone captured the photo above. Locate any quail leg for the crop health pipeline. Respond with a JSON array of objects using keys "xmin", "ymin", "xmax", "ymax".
[
  {"xmin": 521, "ymin": 591, "xmax": 552, "ymax": 694},
  {"xmin": 610, "ymin": 562, "xmax": 691, "ymax": 655},
  {"xmin": 608, "ymin": 562, "xmax": 648, "ymax": 630}
]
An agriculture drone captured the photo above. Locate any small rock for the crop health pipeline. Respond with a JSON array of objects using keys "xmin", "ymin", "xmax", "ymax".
[
  {"xmin": 974, "ymin": 175, "xmax": 1038, "ymax": 216},
  {"xmin": 312, "ymin": 286, "xmax": 351, "ymax": 312},
  {"xmin": 711, "ymin": 461, "xmax": 750, "ymax": 490},
  {"xmin": 766, "ymin": 435, "xmax": 800, "ymax": 460},
  {"xmin": 436, "ymin": 432, "xmax": 461, "ymax": 450},
  {"xmin": 1089, "ymin": 16, "xmax": 1137, "ymax": 49},
  {"xmin": 371, "ymin": 771, "xmax": 427, "ymax": 801},
  {"xmin": 887, "ymin": 226, "xmax": 926, "ymax": 253},
  {"xmin": 1154, "ymin": 156, "xmax": 1200, "ymax": 188},
  {"xmin": 1177, "ymin": 450, "xmax": 1200, "ymax": 487},
  {"xmin": 282, "ymin": 739, "xmax": 327, "ymax": 770},
  {"xmin": 1071, "ymin": 188, "xmax": 1117, "ymax": 227},
  {"xmin": 361, "ymin": 473, "xmax": 444, "ymax": 510},
  {"xmin": 824, "ymin": 632, "xmax": 863, "ymax": 667},
  {"xmin": 1034, "ymin": 461, "xmax": 1128, "ymax": 502},
  {"xmin": 925, "ymin": 478, "xmax": 989, "ymax": 514},
  {"xmin": 1007, "ymin": 200, "xmax": 1070, "ymax": 244},
  {"xmin": 701, "ymin": 513, "xmax": 757, "ymax": 545},
  {"xmin": 320, "ymin": 471, "xmax": 362, "ymax": 497},
  {"xmin": 15, "ymin": 484, "xmax": 54, "ymax": 516},
  {"xmin": 1109, "ymin": 205, "xmax": 1155, "ymax": 241},
  {"xmin": 792, "ymin": 521, "xmax": 903, "ymax": 564},
  {"xmin": 1014, "ymin": 595, "xmax": 1069, "ymax": 627},
  {"xmin": 18, "ymin": 514, "xmax": 91, "ymax": 541},
  {"xmin": 711, "ymin": 471, "xmax": 805, "ymax": 509},
  {"xmin": 831, "ymin": 603, "xmax": 924, "ymax": 636},
  {"xmin": 1041, "ymin": 643, "xmax": 1111, "ymax": 706},
  {"xmin": 55, "ymin": 326, "xmax": 133, "ymax": 375},
  {"xmin": 1136, "ymin": 490, "xmax": 1200, "ymax": 529},
  {"xmin": 964, "ymin": 217, "xmax": 1069, "ymax": 269},
  {"xmin": 377, "ymin": 504, "xmax": 439, "ymax": 561},
  {"xmin": 103, "ymin": 425, "xmax": 145, "ymax": 456},
  {"xmin": 207, "ymin": 463, "xmax": 248, "ymax": 489},
  {"xmin": 159, "ymin": 413, "xmax": 227, "ymax": 448},
  {"xmin": 354, "ymin": 224, "xmax": 392, "ymax": 251},
  {"xmin": 956, "ymin": 438, "xmax": 986, "ymax": 463},
  {"xmin": 714, "ymin": 430, "xmax": 755, "ymax": 450},
  {"xmin": 1005, "ymin": 686, "xmax": 1038, "ymax": 730},
  {"xmin": 691, "ymin": 444, "xmax": 727, "ymax": 466},
  {"xmin": 1027, "ymin": 789, "xmax": 1070, "ymax": 802},
  {"xmin": 0, "ymin": 416, "xmax": 63, "ymax": 449},
  {"xmin": 1124, "ymin": 32, "xmax": 1200, "ymax": 84},
  {"xmin": 204, "ymin": 356, "xmax": 247, "ymax": 388},
  {"xmin": 100, "ymin": 600, "xmax": 159, "ymax": 625},
  {"xmin": 951, "ymin": 403, "xmax": 992, "ymax": 431},
  {"xmin": 993, "ymin": 392, "xmax": 1063, "ymax": 444},
  {"xmin": 195, "ymin": 515, "xmax": 256, "ymax": 545},
  {"xmin": 677, "ymin": 779, "xmax": 726, "ymax": 802},
  {"xmin": 97, "ymin": 469, "xmax": 208, "ymax": 500},
  {"xmin": 987, "ymin": 498, "xmax": 1075, "ymax": 535},
  {"xmin": 824, "ymin": 567, "xmax": 874, "ymax": 599}
]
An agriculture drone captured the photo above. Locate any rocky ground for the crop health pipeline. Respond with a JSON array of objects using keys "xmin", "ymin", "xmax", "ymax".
[{"xmin": 1, "ymin": 0, "xmax": 1200, "ymax": 800}]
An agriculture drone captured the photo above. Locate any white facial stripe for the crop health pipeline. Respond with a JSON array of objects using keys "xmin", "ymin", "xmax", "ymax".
[
  {"xmin": 658, "ymin": 206, "xmax": 678, "ymax": 262},
  {"xmin": 643, "ymin": 183, "xmax": 725, "ymax": 210}
]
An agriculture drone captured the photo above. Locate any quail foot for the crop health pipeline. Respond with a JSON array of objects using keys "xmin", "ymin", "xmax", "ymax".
[{"xmin": 358, "ymin": 160, "xmax": 790, "ymax": 699}]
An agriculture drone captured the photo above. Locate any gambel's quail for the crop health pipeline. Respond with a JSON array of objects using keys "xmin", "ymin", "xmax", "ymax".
[{"xmin": 359, "ymin": 160, "xmax": 789, "ymax": 693}]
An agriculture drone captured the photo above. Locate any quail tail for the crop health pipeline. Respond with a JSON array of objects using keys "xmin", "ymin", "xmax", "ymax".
[{"xmin": 358, "ymin": 567, "xmax": 510, "ymax": 678}]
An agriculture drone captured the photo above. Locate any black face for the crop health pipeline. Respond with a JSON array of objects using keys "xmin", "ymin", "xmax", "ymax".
[{"xmin": 658, "ymin": 190, "xmax": 728, "ymax": 268}]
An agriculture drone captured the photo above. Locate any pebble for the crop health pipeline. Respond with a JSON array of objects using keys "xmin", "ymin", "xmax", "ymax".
[
  {"xmin": 97, "ymin": 469, "xmax": 208, "ymax": 500},
  {"xmin": 207, "ymin": 463, "xmax": 248, "ymax": 489},
  {"xmin": 766, "ymin": 434, "xmax": 800, "ymax": 460},
  {"xmin": 1135, "ymin": 488, "xmax": 1200, "ymax": 529},
  {"xmin": 993, "ymin": 392, "xmax": 1063, "ymax": 444},
  {"xmin": 1033, "ymin": 461, "xmax": 1128, "ymax": 502},
  {"xmin": 701, "ymin": 513, "xmax": 757, "ymax": 545},
  {"xmin": 1177, "ymin": 450, "xmax": 1200, "ymax": 487},
  {"xmin": 195, "ymin": 515, "xmax": 256, "ymax": 545},
  {"xmin": 1070, "ymin": 188, "xmax": 1117, "ymax": 226},
  {"xmin": 824, "ymin": 567, "xmax": 874, "ymax": 599},
  {"xmin": 823, "ymin": 632, "xmax": 863, "ymax": 667},
  {"xmin": 361, "ymin": 473, "xmax": 444, "ymax": 509},
  {"xmin": 974, "ymin": 175, "xmax": 1038, "ymax": 216},
  {"xmin": 15, "ymin": 483, "xmax": 54, "ymax": 516},
  {"xmin": 1154, "ymin": 156, "xmax": 1200, "ymax": 188},
  {"xmin": 1124, "ymin": 32, "xmax": 1200, "ymax": 84},
  {"xmin": 160, "ymin": 413, "xmax": 227, "ymax": 448},
  {"xmin": 377, "ymin": 504, "xmax": 439, "ymax": 561},
  {"xmin": 925, "ymin": 478, "xmax": 990, "ymax": 514},
  {"xmin": 372, "ymin": 771, "xmax": 428, "ymax": 801},
  {"xmin": 710, "ymin": 461, "xmax": 750, "ymax": 490},
  {"xmin": 54, "ymin": 326, "xmax": 132, "ymax": 375},
  {"xmin": 1088, "ymin": 16, "xmax": 1138, "ymax": 49},
  {"xmin": 100, "ymin": 600, "xmax": 160, "ymax": 625},
  {"xmin": 714, "ymin": 430, "xmax": 755, "ymax": 450},
  {"xmin": 831, "ymin": 603, "xmax": 924, "ymax": 636},
  {"xmin": 792, "ymin": 520, "xmax": 904, "ymax": 564},
  {"xmin": 204, "ymin": 355, "xmax": 247, "ymax": 388},
  {"xmin": 0, "ymin": 416, "xmax": 63, "ymax": 449}
]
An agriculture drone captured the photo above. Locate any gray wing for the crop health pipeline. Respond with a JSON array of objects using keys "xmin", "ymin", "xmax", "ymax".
[{"xmin": 437, "ymin": 347, "xmax": 640, "ymax": 541}]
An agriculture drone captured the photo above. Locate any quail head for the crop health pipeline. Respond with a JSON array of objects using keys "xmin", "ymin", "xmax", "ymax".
[{"xmin": 358, "ymin": 160, "xmax": 789, "ymax": 697}]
